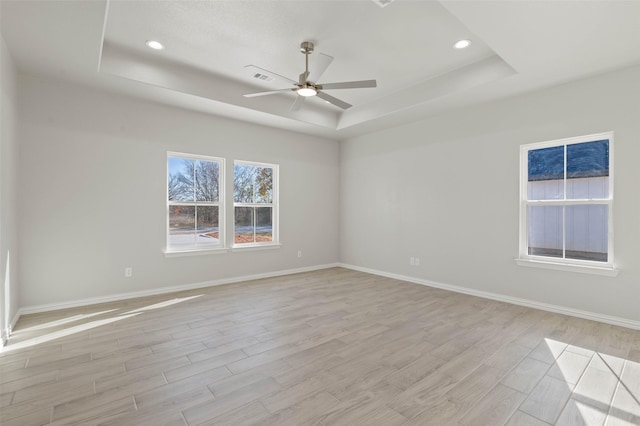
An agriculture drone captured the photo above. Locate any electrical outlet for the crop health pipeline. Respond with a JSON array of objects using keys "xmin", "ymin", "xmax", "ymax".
[
  {"xmin": 297, "ymin": 250, "xmax": 302, "ymax": 258},
  {"xmin": 415, "ymin": 258, "xmax": 420, "ymax": 266},
  {"xmin": 125, "ymin": 267, "xmax": 133, "ymax": 278},
  {"xmin": 409, "ymin": 257, "xmax": 415, "ymax": 266}
]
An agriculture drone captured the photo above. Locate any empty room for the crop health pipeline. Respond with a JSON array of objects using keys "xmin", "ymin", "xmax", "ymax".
[{"xmin": 1, "ymin": 1, "xmax": 640, "ymax": 425}]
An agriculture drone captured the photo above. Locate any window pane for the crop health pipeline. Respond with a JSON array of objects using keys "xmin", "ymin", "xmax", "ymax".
[
  {"xmin": 528, "ymin": 146, "xmax": 564, "ymax": 200},
  {"xmin": 196, "ymin": 206, "xmax": 220, "ymax": 246},
  {"xmin": 254, "ymin": 167, "xmax": 273, "ymax": 204},
  {"xmin": 235, "ymin": 206, "xmax": 254, "ymax": 244},
  {"xmin": 255, "ymin": 207, "xmax": 273, "ymax": 242},
  {"xmin": 195, "ymin": 160, "xmax": 219, "ymax": 202},
  {"xmin": 566, "ymin": 140, "xmax": 609, "ymax": 199},
  {"xmin": 169, "ymin": 206, "xmax": 220, "ymax": 249},
  {"xmin": 566, "ymin": 205, "xmax": 608, "ymax": 262},
  {"xmin": 234, "ymin": 163, "xmax": 273, "ymax": 204},
  {"xmin": 168, "ymin": 157, "xmax": 195, "ymax": 201},
  {"xmin": 234, "ymin": 164, "xmax": 256, "ymax": 203},
  {"xmin": 168, "ymin": 205, "xmax": 196, "ymax": 248},
  {"xmin": 528, "ymin": 205, "xmax": 563, "ymax": 258}
]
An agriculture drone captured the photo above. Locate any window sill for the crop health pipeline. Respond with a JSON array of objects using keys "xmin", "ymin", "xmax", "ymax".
[
  {"xmin": 231, "ymin": 243, "xmax": 282, "ymax": 253},
  {"xmin": 515, "ymin": 258, "xmax": 619, "ymax": 277},
  {"xmin": 164, "ymin": 248, "xmax": 229, "ymax": 258}
]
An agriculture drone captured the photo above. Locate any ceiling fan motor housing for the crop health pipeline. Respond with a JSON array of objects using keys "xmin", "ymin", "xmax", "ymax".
[{"xmin": 300, "ymin": 41, "xmax": 315, "ymax": 54}]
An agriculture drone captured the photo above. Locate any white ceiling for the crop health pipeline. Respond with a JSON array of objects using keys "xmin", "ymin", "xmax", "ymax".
[{"xmin": 2, "ymin": 0, "xmax": 640, "ymax": 140}]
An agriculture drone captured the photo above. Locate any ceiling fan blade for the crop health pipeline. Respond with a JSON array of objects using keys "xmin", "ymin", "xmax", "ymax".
[
  {"xmin": 318, "ymin": 80, "xmax": 377, "ymax": 90},
  {"xmin": 290, "ymin": 95, "xmax": 306, "ymax": 112},
  {"xmin": 307, "ymin": 53, "xmax": 334, "ymax": 83},
  {"xmin": 316, "ymin": 91, "xmax": 352, "ymax": 110},
  {"xmin": 243, "ymin": 88, "xmax": 296, "ymax": 98},
  {"xmin": 244, "ymin": 65, "xmax": 297, "ymax": 86}
]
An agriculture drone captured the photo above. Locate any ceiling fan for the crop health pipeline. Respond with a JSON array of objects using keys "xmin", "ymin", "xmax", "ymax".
[{"xmin": 243, "ymin": 41, "xmax": 377, "ymax": 111}]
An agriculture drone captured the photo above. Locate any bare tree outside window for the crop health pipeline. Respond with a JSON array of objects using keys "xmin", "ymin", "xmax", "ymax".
[
  {"xmin": 167, "ymin": 154, "xmax": 223, "ymax": 251},
  {"xmin": 233, "ymin": 162, "xmax": 277, "ymax": 245}
]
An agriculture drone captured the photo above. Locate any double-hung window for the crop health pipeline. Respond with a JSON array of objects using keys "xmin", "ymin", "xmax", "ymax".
[
  {"xmin": 518, "ymin": 132, "xmax": 615, "ymax": 274},
  {"xmin": 167, "ymin": 153, "xmax": 224, "ymax": 252},
  {"xmin": 233, "ymin": 160, "xmax": 279, "ymax": 247}
]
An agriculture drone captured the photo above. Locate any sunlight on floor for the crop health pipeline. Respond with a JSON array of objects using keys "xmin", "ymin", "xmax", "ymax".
[
  {"xmin": 1, "ymin": 294, "xmax": 204, "ymax": 353},
  {"xmin": 0, "ymin": 313, "xmax": 141, "ymax": 352},
  {"xmin": 541, "ymin": 338, "xmax": 640, "ymax": 425},
  {"xmin": 14, "ymin": 309, "xmax": 119, "ymax": 333},
  {"xmin": 123, "ymin": 295, "xmax": 203, "ymax": 314}
]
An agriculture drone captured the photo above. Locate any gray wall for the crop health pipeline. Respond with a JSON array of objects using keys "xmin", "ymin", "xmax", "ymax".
[
  {"xmin": 1, "ymin": 35, "xmax": 19, "ymax": 340},
  {"xmin": 11, "ymin": 59, "xmax": 640, "ymax": 325},
  {"xmin": 340, "ymin": 64, "xmax": 640, "ymax": 323},
  {"xmin": 18, "ymin": 75, "xmax": 340, "ymax": 308}
]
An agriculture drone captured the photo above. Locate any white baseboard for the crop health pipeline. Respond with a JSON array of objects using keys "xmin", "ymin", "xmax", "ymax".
[
  {"xmin": 15, "ymin": 263, "xmax": 340, "ymax": 318},
  {"xmin": 338, "ymin": 263, "xmax": 640, "ymax": 331},
  {"xmin": 13, "ymin": 262, "xmax": 639, "ymax": 332}
]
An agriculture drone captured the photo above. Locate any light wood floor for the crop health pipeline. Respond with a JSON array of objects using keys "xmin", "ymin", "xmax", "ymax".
[{"xmin": 1, "ymin": 268, "xmax": 639, "ymax": 425}]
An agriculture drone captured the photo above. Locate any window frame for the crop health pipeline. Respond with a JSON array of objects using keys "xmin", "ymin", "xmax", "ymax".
[
  {"xmin": 232, "ymin": 159, "xmax": 280, "ymax": 249},
  {"xmin": 517, "ymin": 132, "xmax": 617, "ymax": 276},
  {"xmin": 165, "ymin": 151, "xmax": 227, "ymax": 255}
]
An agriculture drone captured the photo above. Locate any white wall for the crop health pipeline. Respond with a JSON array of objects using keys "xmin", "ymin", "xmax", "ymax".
[
  {"xmin": 0, "ymin": 35, "xmax": 19, "ymax": 342},
  {"xmin": 340, "ymin": 64, "xmax": 640, "ymax": 323},
  {"xmin": 18, "ymin": 75, "xmax": 340, "ymax": 308}
]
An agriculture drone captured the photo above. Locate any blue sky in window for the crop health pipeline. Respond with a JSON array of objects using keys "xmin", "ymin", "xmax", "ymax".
[
  {"xmin": 528, "ymin": 140, "xmax": 609, "ymax": 181},
  {"xmin": 567, "ymin": 140, "xmax": 609, "ymax": 178},
  {"xmin": 168, "ymin": 157, "xmax": 187, "ymax": 176}
]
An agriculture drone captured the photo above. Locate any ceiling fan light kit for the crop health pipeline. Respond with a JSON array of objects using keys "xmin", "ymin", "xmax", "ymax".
[
  {"xmin": 297, "ymin": 85, "xmax": 317, "ymax": 97},
  {"xmin": 243, "ymin": 41, "xmax": 377, "ymax": 110}
]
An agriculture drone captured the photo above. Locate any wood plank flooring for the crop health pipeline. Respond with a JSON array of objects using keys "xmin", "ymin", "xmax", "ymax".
[{"xmin": 1, "ymin": 267, "xmax": 639, "ymax": 425}]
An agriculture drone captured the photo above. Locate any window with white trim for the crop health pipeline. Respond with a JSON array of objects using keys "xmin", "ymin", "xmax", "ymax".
[
  {"xmin": 167, "ymin": 153, "xmax": 224, "ymax": 252},
  {"xmin": 519, "ymin": 132, "xmax": 614, "ymax": 270},
  {"xmin": 233, "ymin": 160, "xmax": 279, "ymax": 247}
]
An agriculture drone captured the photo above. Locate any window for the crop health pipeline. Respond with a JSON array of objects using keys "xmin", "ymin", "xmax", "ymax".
[
  {"xmin": 518, "ymin": 132, "xmax": 615, "ymax": 273},
  {"xmin": 233, "ymin": 160, "xmax": 279, "ymax": 247},
  {"xmin": 167, "ymin": 153, "xmax": 224, "ymax": 252}
]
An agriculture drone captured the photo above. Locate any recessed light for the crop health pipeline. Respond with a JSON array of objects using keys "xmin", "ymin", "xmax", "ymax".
[
  {"xmin": 454, "ymin": 39, "xmax": 471, "ymax": 49},
  {"xmin": 145, "ymin": 40, "xmax": 164, "ymax": 50}
]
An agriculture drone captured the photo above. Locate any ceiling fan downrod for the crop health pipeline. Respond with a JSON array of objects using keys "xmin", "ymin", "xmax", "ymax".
[{"xmin": 297, "ymin": 41, "xmax": 317, "ymax": 96}]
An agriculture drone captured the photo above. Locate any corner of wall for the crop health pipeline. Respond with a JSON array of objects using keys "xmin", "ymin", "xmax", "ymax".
[{"xmin": 0, "ymin": 33, "xmax": 20, "ymax": 344}]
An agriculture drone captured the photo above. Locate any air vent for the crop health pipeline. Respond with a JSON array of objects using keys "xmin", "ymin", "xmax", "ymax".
[
  {"xmin": 244, "ymin": 65, "xmax": 278, "ymax": 84},
  {"xmin": 371, "ymin": 0, "xmax": 395, "ymax": 7},
  {"xmin": 252, "ymin": 72, "xmax": 274, "ymax": 82}
]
